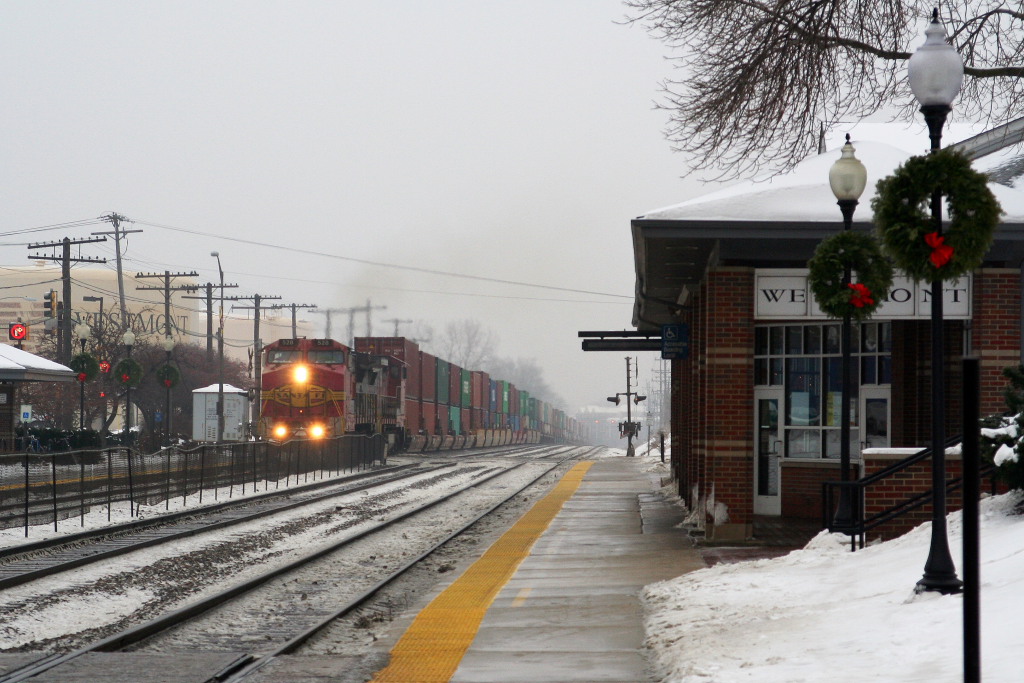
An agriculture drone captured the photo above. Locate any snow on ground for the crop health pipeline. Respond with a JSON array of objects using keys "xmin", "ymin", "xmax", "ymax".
[{"xmin": 643, "ymin": 491, "xmax": 1024, "ymax": 682}]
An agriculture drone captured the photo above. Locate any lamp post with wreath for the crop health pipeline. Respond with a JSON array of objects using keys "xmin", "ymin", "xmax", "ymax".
[{"xmin": 873, "ymin": 9, "xmax": 1001, "ymax": 594}]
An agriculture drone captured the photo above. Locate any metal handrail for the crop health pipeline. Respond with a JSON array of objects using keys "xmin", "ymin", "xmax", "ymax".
[{"xmin": 821, "ymin": 434, "xmax": 997, "ymax": 550}]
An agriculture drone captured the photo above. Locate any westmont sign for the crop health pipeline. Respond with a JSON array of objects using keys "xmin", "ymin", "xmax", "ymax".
[{"xmin": 755, "ymin": 269, "xmax": 971, "ymax": 320}]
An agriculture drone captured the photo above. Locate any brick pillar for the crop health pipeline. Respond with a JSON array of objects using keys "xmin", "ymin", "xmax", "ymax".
[
  {"xmin": 698, "ymin": 267, "xmax": 755, "ymax": 540},
  {"xmin": 972, "ymin": 269, "xmax": 1021, "ymax": 416}
]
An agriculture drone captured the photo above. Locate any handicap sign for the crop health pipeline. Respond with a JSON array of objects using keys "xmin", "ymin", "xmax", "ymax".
[
  {"xmin": 661, "ymin": 323, "xmax": 689, "ymax": 360},
  {"xmin": 155, "ymin": 411, "xmax": 163, "ymax": 424}
]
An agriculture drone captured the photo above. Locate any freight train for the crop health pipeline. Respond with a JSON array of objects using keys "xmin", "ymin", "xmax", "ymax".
[{"xmin": 257, "ymin": 336, "xmax": 583, "ymax": 450}]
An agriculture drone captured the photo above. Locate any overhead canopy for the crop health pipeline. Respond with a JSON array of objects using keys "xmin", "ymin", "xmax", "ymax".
[{"xmin": 0, "ymin": 344, "xmax": 75, "ymax": 382}]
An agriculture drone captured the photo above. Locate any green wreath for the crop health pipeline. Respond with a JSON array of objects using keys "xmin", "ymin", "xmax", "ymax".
[
  {"xmin": 69, "ymin": 353, "xmax": 99, "ymax": 382},
  {"xmin": 156, "ymin": 363, "xmax": 180, "ymax": 388},
  {"xmin": 872, "ymin": 149, "xmax": 1002, "ymax": 282},
  {"xmin": 113, "ymin": 358, "xmax": 144, "ymax": 387},
  {"xmin": 808, "ymin": 231, "xmax": 894, "ymax": 321}
]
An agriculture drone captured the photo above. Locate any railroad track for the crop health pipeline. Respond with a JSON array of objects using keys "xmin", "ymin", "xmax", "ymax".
[
  {"xmin": 0, "ymin": 463, "xmax": 441, "ymax": 591},
  {"xmin": 0, "ymin": 454, "xmax": 579, "ymax": 682}
]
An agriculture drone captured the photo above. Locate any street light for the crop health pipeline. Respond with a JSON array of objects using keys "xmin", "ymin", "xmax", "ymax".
[
  {"xmin": 162, "ymin": 335, "xmax": 175, "ymax": 447},
  {"xmin": 122, "ymin": 329, "xmax": 136, "ymax": 445},
  {"xmin": 909, "ymin": 8, "xmax": 963, "ymax": 595},
  {"xmin": 83, "ymin": 296, "xmax": 104, "ymax": 337},
  {"xmin": 828, "ymin": 135, "xmax": 867, "ymax": 528},
  {"xmin": 211, "ymin": 251, "xmax": 225, "ymax": 443},
  {"xmin": 76, "ymin": 323, "xmax": 91, "ymax": 430}
]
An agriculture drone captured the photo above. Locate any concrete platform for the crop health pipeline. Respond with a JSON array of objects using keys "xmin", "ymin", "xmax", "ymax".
[{"xmin": 372, "ymin": 457, "xmax": 706, "ymax": 683}]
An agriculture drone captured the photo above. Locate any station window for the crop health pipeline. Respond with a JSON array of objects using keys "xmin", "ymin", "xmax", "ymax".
[{"xmin": 754, "ymin": 322, "xmax": 891, "ymax": 458}]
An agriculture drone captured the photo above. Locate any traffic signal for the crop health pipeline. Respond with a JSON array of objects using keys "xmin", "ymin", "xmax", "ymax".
[{"xmin": 43, "ymin": 290, "xmax": 58, "ymax": 318}]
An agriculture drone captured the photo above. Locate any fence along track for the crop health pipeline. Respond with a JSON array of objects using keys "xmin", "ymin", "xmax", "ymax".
[
  {"xmin": 0, "ymin": 463, "xmax": 445, "ymax": 590},
  {"xmin": 0, "ymin": 434, "xmax": 387, "ymax": 533},
  {"xmin": 0, "ymin": 458, "xmax": 569, "ymax": 683}
]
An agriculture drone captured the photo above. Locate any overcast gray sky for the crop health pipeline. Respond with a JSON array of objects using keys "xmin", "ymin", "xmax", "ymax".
[{"xmin": 0, "ymin": 1, "xmax": 703, "ymax": 413}]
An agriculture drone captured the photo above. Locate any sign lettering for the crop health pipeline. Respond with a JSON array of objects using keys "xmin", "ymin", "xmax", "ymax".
[{"xmin": 755, "ymin": 269, "xmax": 971, "ymax": 320}]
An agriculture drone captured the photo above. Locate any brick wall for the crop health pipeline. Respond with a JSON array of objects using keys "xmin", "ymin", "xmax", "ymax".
[
  {"xmin": 973, "ymin": 269, "xmax": 1021, "ymax": 417},
  {"xmin": 781, "ymin": 461, "xmax": 842, "ymax": 520},
  {"xmin": 861, "ymin": 453, "xmax": 964, "ymax": 541}
]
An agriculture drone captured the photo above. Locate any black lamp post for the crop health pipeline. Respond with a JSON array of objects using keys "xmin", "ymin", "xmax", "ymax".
[
  {"xmin": 211, "ymin": 251, "xmax": 225, "ymax": 444},
  {"xmin": 122, "ymin": 329, "xmax": 136, "ymax": 445},
  {"xmin": 828, "ymin": 135, "xmax": 867, "ymax": 528},
  {"xmin": 76, "ymin": 323, "xmax": 92, "ymax": 430},
  {"xmin": 162, "ymin": 335, "xmax": 175, "ymax": 447},
  {"xmin": 909, "ymin": 8, "xmax": 964, "ymax": 595}
]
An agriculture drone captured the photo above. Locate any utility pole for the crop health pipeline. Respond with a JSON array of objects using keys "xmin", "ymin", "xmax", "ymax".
[
  {"xmin": 92, "ymin": 213, "xmax": 143, "ymax": 329},
  {"xmin": 268, "ymin": 302, "xmax": 317, "ymax": 338},
  {"xmin": 135, "ymin": 270, "xmax": 200, "ymax": 339},
  {"xmin": 232, "ymin": 294, "xmax": 282, "ymax": 434},
  {"xmin": 383, "ymin": 317, "xmax": 413, "ymax": 336},
  {"xmin": 312, "ymin": 300, "xmax": 386, "ymax": 345},
  {"xmin": 27, "ymin": 236, "xmax": 107, "ymax": 364},
  {"xmin": 183, "ymin": 281, "xmax": 238, "ymax": 361}
]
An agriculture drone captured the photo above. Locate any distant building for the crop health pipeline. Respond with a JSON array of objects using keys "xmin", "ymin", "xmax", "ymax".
[{"xmin": 0, "ymin": 264, "xmax": 316, "ymax": 362}]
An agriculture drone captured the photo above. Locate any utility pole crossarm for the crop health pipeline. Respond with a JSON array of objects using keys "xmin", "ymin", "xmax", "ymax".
[
  {"xmin": 135, "ymin": 270, "xmax": 201, "ymax": 339},
  {"xmin": 92, "ymin": 213, "xmax": 143, "ymax": 330},
  {"xmin": 27, "ymin": 236, "xmax": 109, "ymax": 364}
]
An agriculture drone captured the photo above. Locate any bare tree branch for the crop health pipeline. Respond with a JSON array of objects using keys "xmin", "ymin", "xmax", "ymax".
[{"xmin": 624, "ymin": 0, "xmax": 1024, "ymax": 178}]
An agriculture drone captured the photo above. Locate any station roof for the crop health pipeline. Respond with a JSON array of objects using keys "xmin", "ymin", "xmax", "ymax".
[
  {"xmin": 0, "ymin": 344, "xmax": 74, "ymax": 382},
  {"xmin": 632, "ymin": 135, "xmax": 1024, "ymax": 330}
]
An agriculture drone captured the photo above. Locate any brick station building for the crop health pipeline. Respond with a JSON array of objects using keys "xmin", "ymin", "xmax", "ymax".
[{"xmin": 631, "ymin": 135, "xmax": 1024, "ymax": 541}]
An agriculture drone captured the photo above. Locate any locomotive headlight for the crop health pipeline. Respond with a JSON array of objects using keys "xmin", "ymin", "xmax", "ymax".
[
  {"xmin": 293, "ymin": 365, "xmax": 310, "ymax": 384},
  {"xmin": 273, "ymin": 424, "xmax": 289, "ymax": 439},
  {"xmin": 309, "ymin": 424, "xmax": 326, "ymax": 439}
]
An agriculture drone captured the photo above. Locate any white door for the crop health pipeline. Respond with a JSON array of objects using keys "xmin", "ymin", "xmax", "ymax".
[
  {"xmin": 860, "ymin": 387, "xmax": 890, "ymax": 452},
  {"xmin": 754, "ymin": 388, "xmax": 782, "ymax": 515}
]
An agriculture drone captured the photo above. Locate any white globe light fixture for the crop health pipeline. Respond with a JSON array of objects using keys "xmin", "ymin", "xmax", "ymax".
[
  {"xmin": 908, "ymin": 10, "xmax": 964, "ymax": 108},
  {"xmin": 828, "ymin": 135, "xmax": 867, "ymax": 204}
]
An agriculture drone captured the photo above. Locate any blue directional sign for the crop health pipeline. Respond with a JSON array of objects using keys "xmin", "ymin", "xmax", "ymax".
[{"xmin": 661, "ymin": 323, "xmax": 689, "ymax": 359}]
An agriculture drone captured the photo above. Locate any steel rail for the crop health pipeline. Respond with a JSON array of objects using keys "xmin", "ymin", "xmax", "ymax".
[
  {"xmin": 0, "ymin": 464, "xmax": 444, "ymax": 591},
  {"xmin": 222, "ymin": 453, "xmax": 580, "ymax": 681},
  {"xmin": 0, "ymin": 458, "xmax": 574, "ymax": 683},
  {"xmin": 0, "ymin": 463, "xmax": 417, "ymax": 563}
]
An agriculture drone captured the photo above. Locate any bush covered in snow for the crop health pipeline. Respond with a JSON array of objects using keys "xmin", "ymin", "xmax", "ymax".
[{"xmin": 980, "ymin": 365, "xmax": 1024, "ymax": 491}]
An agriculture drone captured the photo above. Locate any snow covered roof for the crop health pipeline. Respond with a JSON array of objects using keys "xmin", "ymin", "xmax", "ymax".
[
  {"xmin": 639, "ymin": 138, "xmax": 1024, "ymax": 223},
  {"xmin": 0, "ymin": 344, "xmax": 75, "ymax": 382},
  {"xmin": 192, "ymin": 384, "xmax": 248, "ymax": 395}
]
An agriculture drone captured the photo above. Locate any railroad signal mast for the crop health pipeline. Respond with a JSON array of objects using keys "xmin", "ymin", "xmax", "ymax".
[{"xmin": 607, "ymin": 356, "xmax": 646, "ymax": 457}]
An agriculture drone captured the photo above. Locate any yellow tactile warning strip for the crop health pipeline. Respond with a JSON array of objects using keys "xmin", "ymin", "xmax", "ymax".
[{"xmin": 370, "ymin": 460, "xmax": 595, "ymax": 683}]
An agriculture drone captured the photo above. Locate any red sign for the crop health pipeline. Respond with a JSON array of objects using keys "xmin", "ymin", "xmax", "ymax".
[
  {"xmin": 8, "ymin": 323, "xmax": 28, "ymax": 341},
  {"xmin": 99, "ymin": 361, "xmax": 112, "ymax": 373}
]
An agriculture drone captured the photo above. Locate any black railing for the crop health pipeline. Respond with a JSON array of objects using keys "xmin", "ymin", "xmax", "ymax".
[
  {"xmin": 822, "ymin": 434, "xmax": 997, "ymax": 551},
  {"xmin": 0, "ymin": 434, "xmax": 387, "ymax": 536}
]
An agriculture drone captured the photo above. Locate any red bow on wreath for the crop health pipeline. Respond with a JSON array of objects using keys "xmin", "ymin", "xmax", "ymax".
[
  {"xmin": 77, "ymin": 372, "xmax": 87, "ymax": 382},
  {"xmin": 847, "ymin": 283, "xmax": 874, "ymax": 308},
  {"xmin": 121, "ymin": 373, "xmax": 132, "ymax": 384},
  {"xmin": 925, "ymin": 232, "xmax": 954, "ymax": 269},
  {"xmin": 164, "ymin": 379, "xmax": 173, "ymax": 388}
]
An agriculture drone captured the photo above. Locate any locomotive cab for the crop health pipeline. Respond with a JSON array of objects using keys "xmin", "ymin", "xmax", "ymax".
[{"xmin": 258, "ymin": 338, "xmax": 354, "ymax": 440}]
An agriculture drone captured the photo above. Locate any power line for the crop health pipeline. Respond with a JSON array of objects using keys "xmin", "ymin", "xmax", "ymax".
[{"xmin": 132, "ymin": 218, "xmax": 630, "ymax": 299}]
